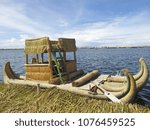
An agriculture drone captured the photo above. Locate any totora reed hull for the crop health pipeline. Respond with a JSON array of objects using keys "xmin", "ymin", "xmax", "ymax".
[{"xmin": 3, "ymin": 57, "xmax": 149, "ymax": 104}]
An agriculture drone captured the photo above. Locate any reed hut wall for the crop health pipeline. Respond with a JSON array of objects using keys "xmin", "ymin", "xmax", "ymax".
[{"xmin": 25, "ymin": 65, "xmax": 52, "ymax": 81}]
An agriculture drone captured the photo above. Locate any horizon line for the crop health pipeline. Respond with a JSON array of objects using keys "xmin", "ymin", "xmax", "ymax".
[{"xmin": 0, "ymin": 45, "xmax": 150, "ymax": 50}]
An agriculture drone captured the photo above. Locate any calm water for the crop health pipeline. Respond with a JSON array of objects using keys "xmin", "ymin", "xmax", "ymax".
[{"xmin": 0, "ymin": 48, "xmax": 150, "ymax": 106}]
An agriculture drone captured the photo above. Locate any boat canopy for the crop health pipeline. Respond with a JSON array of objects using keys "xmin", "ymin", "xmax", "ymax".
[{"xmin": 24, "ymin": 37, "xmax": 77, "ymax": 54}]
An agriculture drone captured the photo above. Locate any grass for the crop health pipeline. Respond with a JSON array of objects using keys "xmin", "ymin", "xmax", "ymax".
[{"xmin": 0, "ymin": 83, "xmax": 150, "ymax": 113}]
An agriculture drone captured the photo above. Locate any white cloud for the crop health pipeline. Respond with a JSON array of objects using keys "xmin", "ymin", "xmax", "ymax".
[
  {"xmin": 0, "ymin": 38, "xmax": 24, "ymax": 49},
  {"xmin": 0, "ymin": 2, "xmax": 50, "ymax": 36},
  {"xmin": 0, "ymin": 0, "xmax": 150, "ymax": 48},
  {"xmin": 19, "ymin": 34, "xmax": 30, "ymax": 42},
  {"xmin": 55, "ymin": 11, "xmax": 150, "ymax": 47},
  {"xmin": 0, "ymin": 34, "xmax": 36, "ymax": 49},
  {"xmin": 0, "ymin": 0, "xmax": 85, "ymax": 48}
]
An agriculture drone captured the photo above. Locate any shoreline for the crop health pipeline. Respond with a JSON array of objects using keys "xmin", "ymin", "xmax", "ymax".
[{"xmin": 0, "ymin": 46, "xmax": 150, "ymax": 50}]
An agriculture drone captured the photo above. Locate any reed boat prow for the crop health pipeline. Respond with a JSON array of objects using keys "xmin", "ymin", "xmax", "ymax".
[
  {"xmin": 3, "ymin": 62, "xmax": 19, "ymax": 84},
  {"xmin": 105, "ymin": 57, "xmax": 149, "ymax": 91},
  {"xmin": 107, "ymin": 57, "xmax": 146, "ymax": 81}
]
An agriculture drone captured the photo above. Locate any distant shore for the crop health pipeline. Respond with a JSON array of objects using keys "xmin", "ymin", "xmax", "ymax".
[
  {"xmin": 78, "ymin": 46, "xmax": 150, "ymax": 49},
  {"xmin": 0, "ymin": 48, "xmax": 24, "ymax": 50},
  {"xmin": 0, "ymin": 46, "xmax": 150, "ymax": 50}
]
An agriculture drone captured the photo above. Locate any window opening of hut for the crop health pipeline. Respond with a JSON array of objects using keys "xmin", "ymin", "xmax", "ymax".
[
  {"xmin": 42, "ymin": 53, "xmax": 48, "ymax": 64},
  {"xmin": 66, "ymin": 52, "xmax": 74, "ymax": 61}
]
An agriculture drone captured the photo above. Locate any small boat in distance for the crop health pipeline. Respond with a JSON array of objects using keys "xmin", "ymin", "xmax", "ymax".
[{"xmin": 3, "ymin": 37, "xmax": 149, "ymax": 104}]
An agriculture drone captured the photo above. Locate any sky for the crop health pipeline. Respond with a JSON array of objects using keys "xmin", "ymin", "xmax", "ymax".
[{"xmin": 0, "ymin": 0, "xmax": 150, "ymax": 48}]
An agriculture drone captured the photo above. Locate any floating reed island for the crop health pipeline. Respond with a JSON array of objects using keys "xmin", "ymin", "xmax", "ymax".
[
  {"xmin": 3, "ymin": 37, "xmax": 149, "ymax": 106},
  {"xmin": 0, "ymin": 84, "xmax": 150, "ymax": 113}
]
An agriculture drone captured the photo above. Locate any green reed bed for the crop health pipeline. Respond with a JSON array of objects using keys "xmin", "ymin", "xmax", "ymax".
[{"xmin": 0, "ymin": 84, "xmax": 150, "ymax": 113}]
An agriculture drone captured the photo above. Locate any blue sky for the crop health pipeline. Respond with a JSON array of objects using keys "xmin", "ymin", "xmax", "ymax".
[{"xmin": 0, "ymin": 0, "xmax": 150, "ymax": 48}]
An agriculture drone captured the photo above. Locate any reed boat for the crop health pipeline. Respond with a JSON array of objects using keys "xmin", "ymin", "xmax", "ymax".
[{"xmin": 3, "ymin": 37, "xmax": 149, "ymax": 104}]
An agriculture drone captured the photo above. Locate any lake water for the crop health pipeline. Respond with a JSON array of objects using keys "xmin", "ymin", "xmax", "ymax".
[{"xmin": 0, "ymin": 48, "xmax": 150, "ymax": 106}]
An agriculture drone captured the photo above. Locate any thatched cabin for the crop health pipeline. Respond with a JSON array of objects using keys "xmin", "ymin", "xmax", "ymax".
[{"xmin": 24, "ymin": 37, "xmax": 78, "ymax": 84}]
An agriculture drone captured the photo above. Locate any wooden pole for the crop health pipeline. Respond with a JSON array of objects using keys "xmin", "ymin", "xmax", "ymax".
[
  {"xmin": 26, "ymin": 54, "xmax": 28, "ymax": 64},
  {"xmin": 37, "ymin": 84, "xmax": 40, "ymax": 95},
  {"xmin": 47, "ymin": 39, "xmax": 53, "ymax": 79},
  {"xmin": 41, "ymin": 53, "xmax": 44, "ymax": 63},
  {"xmin": 36, "ymin": 54, "xmax": 39, "ymax": 63},
  {"xmin": 63, "ymin": 52, "xmax": 66, "ymax": 62},
  {"xmin": 74, "ymin": 51, "xmax": 76, "ymax": 61}
]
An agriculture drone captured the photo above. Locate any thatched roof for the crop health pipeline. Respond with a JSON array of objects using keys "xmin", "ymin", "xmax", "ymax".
[
  {"xmin": 24, "ymin": 37, "xmax": 49, "ymax": 54},
  {"xmin": 58, "ymin": 38, "xmax": 77, "ymax": 52},
  {"xmin": 24, "ymin": 37, "xmax": 77, "ymax": 54}
]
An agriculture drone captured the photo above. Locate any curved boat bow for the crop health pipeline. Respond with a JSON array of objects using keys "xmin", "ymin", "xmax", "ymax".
[{"xmin": 102, "ymin": 58, "xmax": 149, "ymax": 92}]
